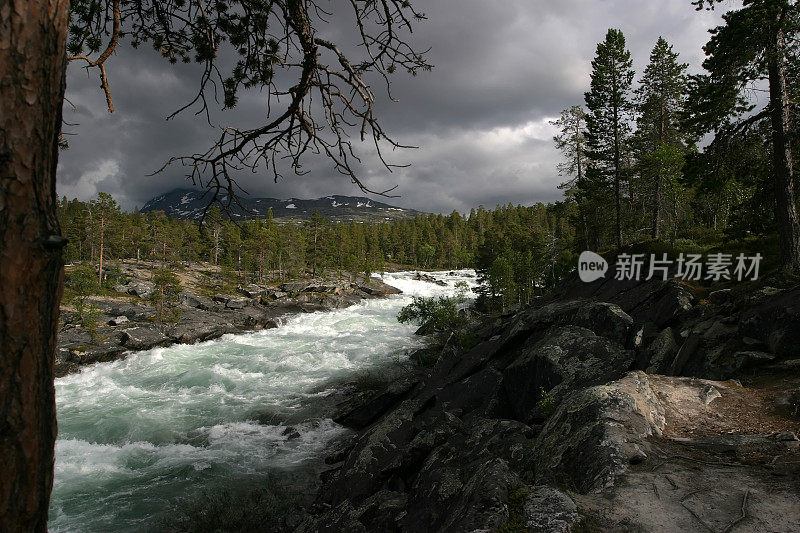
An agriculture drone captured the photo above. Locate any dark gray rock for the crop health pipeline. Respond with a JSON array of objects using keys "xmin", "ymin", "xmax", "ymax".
[
  {"xmin": 709, "ymin": 288, "xmax": 732, "ymax": 305},
  {"xmin": 127, "ymin": 282, "xmax": 154, "ymax": 299},
  {"xmin": 335, "ymin": 388, "xmax": 412, "ymax": 430},
  {"xmin": 643, "ymin": 327, "xmax": 679, "ymax": 374},
  {"xmin": 533, "ymin": 371, "xmax": 665, "ymax": 493},
  {"xmin": 731, "ymin": 350, "xmax": 776, "ymax": 369},
  {"xmin": 170, "ymin": 316, "xmax": 238, "ymax": 344},
  {"xmin": 225, "ymin": 297, "xmax": 250, "ymax": 309},
  {"xmin": 237, "ymin": 284, "xmax": 265, "ymax": 298},
  {"xmin": 260, "ymin": 290, "xmax": 288, "ymax": 302},
  {"xmin": 556, "ymin": 273, "xmax": 694, "ymax": 328},
  {"xmin": 356, "ymin": 280, "xmax": 403, "ymax": 296},
  {"xmin": 501, "ymin": 299, "xmax": 634, "ymax": 346},
  {"xmin": 106, "ymin": 303, "xmax": 156, "ymax": 321},
  {"xmin": 179, "ymin": 291, "xmax": 215, "ymax": 310},
  {"xmin": 411, "ymin": 272, "xmax": 447, "ymax": 286},
  {"xmin": 774, "ymin": 388, "xmax": 800, "ymax": 415},
  {"xmin": 438, "ymin": 367, "xmax": 506, "ymax": 418},
  {"xmin": 107, "ymin": 315, "xmax": 129, "ymax": 326},
  {"xmin": 739, "ymin": 286, "xmax": 800, "ymax": 356},
  {"xmin": 523, "ymin": 486, "xmax": 579, "ymax": 532},
  {"xmin": 668, "ymin": 333, "xmax": 702, "ymax": 376},
  {"xmin": 503, "ymin": 326, "xmax": 634, "ymax": 423},
  {"xmin": 120, "ymin": 326, "xmax": 170, "ymax": 351},
  {"xmin": 401, "ymin": 458, "xmax": 515, "ymax": 532}
]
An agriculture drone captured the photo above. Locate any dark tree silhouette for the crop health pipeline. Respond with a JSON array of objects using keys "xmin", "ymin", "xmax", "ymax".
[{"xmin": 0, "ymin": 1, "xmax": 429, "ymax": 529}]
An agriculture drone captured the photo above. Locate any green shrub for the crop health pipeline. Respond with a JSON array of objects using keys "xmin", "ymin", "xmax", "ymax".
[
  {"xmin": 397, "ymin": 295, "xmax": 467, "ymax": 332},
  {"xmin": 150, "ymin": 268, "xmax": 183, "ymax": 326},
  {"xmin": 67, "ymin": 265, "xmax": 103, "ymax": 341},
  {"xmin": 536, "ymin": 387, "xmax": 558, "ymax": 419},
  {"xmin": 397, "ymin": 281, "xmax": 470, "ymax": 333},
  {"xmin": 83, "ymin": 303, "xmax": 102, "ymax": 343},
  {"xmin": 67, "ymin": 264, "xmax": 99, "ymax": 314},
  {"xmin": 399, "ymin": 285, "xmax": 475, "ymax": 366},
  {"xmin": 101, "ymin": 263, "xmax": 128, "ymax": 290}
]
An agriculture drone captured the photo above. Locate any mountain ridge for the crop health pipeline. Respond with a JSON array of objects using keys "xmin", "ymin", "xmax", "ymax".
[{"xmin": 140, "ymin": 188, "xmax": 423, "ymax": 223}]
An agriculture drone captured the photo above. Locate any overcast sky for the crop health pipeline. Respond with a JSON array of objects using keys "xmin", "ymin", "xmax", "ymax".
[{"xmin": 57, "ymin": 0, "xmax": 732, "ymax": 214}]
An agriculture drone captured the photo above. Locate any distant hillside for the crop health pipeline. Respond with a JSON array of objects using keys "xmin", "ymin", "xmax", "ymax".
[{"xmin": 140, "ymin": 188, "xmax": 423, "ymax": 223}]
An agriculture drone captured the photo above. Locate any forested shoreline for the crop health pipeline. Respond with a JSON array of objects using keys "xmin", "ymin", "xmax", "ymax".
[{"xmin": 58, "ymin": 13, "xmax": 800, "ymax": 318}]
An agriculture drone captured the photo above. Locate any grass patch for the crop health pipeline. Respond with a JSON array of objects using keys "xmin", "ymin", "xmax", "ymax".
[{"xmin": 195, "ymin": 271, "xmax": 238, "ymax": 299}]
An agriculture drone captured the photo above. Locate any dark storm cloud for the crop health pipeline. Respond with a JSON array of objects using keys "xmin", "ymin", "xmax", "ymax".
[{"xmin": 56, "ymin": 0, "xmax": 729, "ymax": 213}]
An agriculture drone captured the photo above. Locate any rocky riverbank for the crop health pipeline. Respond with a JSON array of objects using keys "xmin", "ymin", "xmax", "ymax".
[
  {"xmin": 295, "ymin": 267, "xmax": 800, "ymax": 531},
  {"xmin": 56, "ymin": 262, "xmax": 403, "ymax": 377}
]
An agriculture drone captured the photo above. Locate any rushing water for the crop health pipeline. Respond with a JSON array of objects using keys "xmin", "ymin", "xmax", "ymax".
[{"xmin": 49, "ymin": 270, "xmax": 476, "ymax": 532}]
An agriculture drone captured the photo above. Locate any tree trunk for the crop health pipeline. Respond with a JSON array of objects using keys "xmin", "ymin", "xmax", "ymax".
[
  {"xmin": 0, "ymin": 1, "xmax": 69, "ymax": 531},
  {"xmin": 312, "ymin": 228, "xmax": 318, "ymax": 278},
  {"xmin": 652, "ymin": 105, "xmax": 666, "ymax": 240},
  {"xmin": 652, "ymin": 176, "xmax": 662, "ymax": 240},
  {"xmin": 612, "ymin": 72, "xmax": 623, "ymax": 249},
  {"xmin": 98, "ymin": 215, "xmax": 104, "ymax": 284},
  {"xmin": 768, "ymin": 26, "xmax": 800, "ymax": 272}
]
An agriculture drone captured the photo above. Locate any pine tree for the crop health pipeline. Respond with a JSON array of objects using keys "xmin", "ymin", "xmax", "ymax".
[
  {"xmin": 690, "ymin": 0, "xmax": 800, "ymax": 271},
  {"xmin": 584, "ymin": 29, "xmax": 635, "ymax": 249},
  {"xmin": 551, "ymin": 106, "xmax": 589, "ymax": 247},
  {"xmin": 635, "ymin": 37, "xmax": 689, "ymax": 239},
  {"xmin": 90, "ymin": 192, "xmax": 120, "ymax": 284}
]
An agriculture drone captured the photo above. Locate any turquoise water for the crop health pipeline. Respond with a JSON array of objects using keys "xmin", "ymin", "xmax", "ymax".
[{"xmin": 49, "ymin": 271, "xmax": 476, "ymax": 532}]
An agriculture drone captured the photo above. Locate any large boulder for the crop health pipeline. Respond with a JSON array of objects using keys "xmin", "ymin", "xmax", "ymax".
[
  {"xmin": 106, "ymin": 302, "xmax": 155, "ymax": 322},
  {"xmin": 107, "ymin": 315, "xmax": 128, "ymax": 326},
  {"xmin": 739, "ymin": 286, "xmax": 800, "ymax": 356},
  {"xmin": 169, "ymin": 312, "xmax": 238, "ymax": 344},
  {"xmin": 556, "ymin": 271, "xmax": 694, "ymax": 328},
  {"xmin": 126, "ymin": 281, "xmax": 154, "ymax": 299},
  {"xmin": 119, "ymin": 326, "xmax": 170, "ymax": 351},
  {"xmin": 237, "ymin": 284, "xmax": 266, "ymax": 298},
  {"xmin": 225, "ymin": 297, "xmax": 250, "ymax": 309},
  {"xmin": 523, "ymin": 486, "xmax": 580, "ymax": 532},
  {"xmin": 642, "ymin": 327, "xmax": 679, "ymax": 374},
  {"xmin": 533, "ymin": 371, "xmax": 665, "ymax": 493},
  {"xmin": 179, "ymin": 292, "xmax": 217, "ymax": 311},
  {"xmin": 503, "ymin": 326, "xmax": 635, "ymax": 423},
  {"xmin": 356, "ymin": 280, "xmax": 403, "ymax": 296},
  {"xmin": 500, "ymin": 299, "xmax": 634, "ymax": 346}
]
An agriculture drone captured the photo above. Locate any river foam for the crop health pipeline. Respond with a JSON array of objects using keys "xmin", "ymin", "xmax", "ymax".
[{"xmin": 49, "ymin": 270, "xmax": 477, "ymax": 532}]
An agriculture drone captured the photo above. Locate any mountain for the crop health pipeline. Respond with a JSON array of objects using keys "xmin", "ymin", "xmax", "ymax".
[{"xmin": 139, "ymin": 188, "xmax": 423, "ymax": 223}]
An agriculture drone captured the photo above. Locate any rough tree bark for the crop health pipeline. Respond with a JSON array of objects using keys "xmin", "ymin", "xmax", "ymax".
[
  {"xmin": 0, "ymin": 1, "xmax": 69, "ymax": 531},
  {"xmin": 767, "ymin": 24, "xmax": 800, "ymax": 272}
]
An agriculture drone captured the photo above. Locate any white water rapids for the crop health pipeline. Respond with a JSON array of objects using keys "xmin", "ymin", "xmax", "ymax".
[{"xmin": 49, "ymin": 270, "xmax": 477, "ymax": 532}]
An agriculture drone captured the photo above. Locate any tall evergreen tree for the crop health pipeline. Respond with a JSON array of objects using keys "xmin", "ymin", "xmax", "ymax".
[
  {"xmin": 551, "ymin": 106, "xmax": 589, "ymax": 247},
  {"xmin": 551, "ymin": 106, "xmax": 589, "ymax": 192},
  {"xmin": 690, "ymin": 0, "xmax": 800, "ymax": 271},
  {"xmin": 584, "ymin": 29, "xmax": 635, "ymax": 248},
  {"xmin": 636, "ymin": 37, "xmax": 689, "ymax": 239}
]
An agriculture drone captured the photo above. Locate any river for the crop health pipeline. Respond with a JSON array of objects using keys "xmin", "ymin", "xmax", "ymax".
[{"xmin": 48, "ymin": 270, "xmax": 476, "ymax": 532}]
